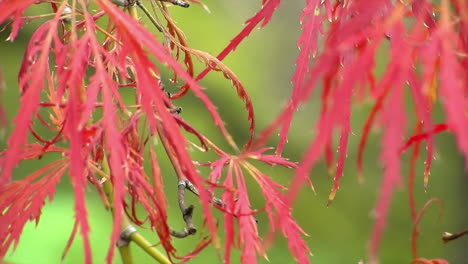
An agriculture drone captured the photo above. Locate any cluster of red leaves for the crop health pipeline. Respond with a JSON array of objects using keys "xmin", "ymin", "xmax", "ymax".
[
  {"xmin": 254, "ymin": 0, "xmax": 467, "ymax": 262},
  {"xmin": 0, "ymin": 0, "xmax": 467, "ymax": 263}
]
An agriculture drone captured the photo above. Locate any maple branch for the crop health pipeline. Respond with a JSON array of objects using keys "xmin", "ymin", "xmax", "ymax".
[
  {"xmin": 171, "ymin": 179, "xmax": 226, "ymax": 238},
  {"xmin": 173, "ymin": 180, "xmax": 197, "ymax": 238}
]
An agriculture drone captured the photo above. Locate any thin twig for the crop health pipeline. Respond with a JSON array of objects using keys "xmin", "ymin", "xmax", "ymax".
[
  {"xmin": 442, "ymin": 229, "xmax": 468, "ymax": 243},
  {"xmin": 171, "ymin": 179, "xmax": 230, "ymax": 238},
  {"xmin": 183, "ymin": 179, "xmax": 224, "ymax": 207},
  {"xmin": 173, "ymin": 180, "xmax": 197, "ymax": 237},
  {"xmin": 136, "ymin": 0, "xmax": 164, "ymax": 32},
  {"xmin": 161, "ymin": 0, "xmax": 190, "ymax": 8}
]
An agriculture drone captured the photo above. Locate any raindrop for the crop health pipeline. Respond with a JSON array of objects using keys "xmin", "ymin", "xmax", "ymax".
[{"xmin": 63, "ymin": 6, "xmax": 72, "ymax": 14}]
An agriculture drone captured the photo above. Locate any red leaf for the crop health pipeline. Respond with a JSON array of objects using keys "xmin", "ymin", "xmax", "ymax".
[
  {"xmin": 0, "ymin": 0, "xmax": 35, "ymax": 42},
  {"xmin": 400, "ymin": 124, "xmax": 448, "ymax": 154},
  {"xmin": 62, "ymin": 221, "xmax": 79, "ymax": 261},
  {"xmin": 79, "ymin": 7, "xmax": 128, "ymax": 263},
  {"xmin": 218, "ymin": 0, "xmax": 282, "ymax": 60},
  {"xmin": 233, "ymin": 163, "xmax": 264, "ymax": 264},
  {"xmin": 411, "ymin": 0, "xmax": 436, "ymax": 31},
  {"xmin": 1, "ymin": 3, "xmax": 65, "ymax": 186},
  {"xmin": 437, "ymin": 0, "xmax": 468, "ymax": 171},
  {"xmin": 245, "ymin": 164, "xmax": 311, "ymax": 264},
  {"xmin": 276, "ymin": 0, "xmax": 323, "ymax": 155},
  {"xmin": 221, "ymin": 161, "xmax": 236, "ymax": 264},
  {"xmin": 0, "ymin": 159, "xmax": 67, "ymax": 257},
  {"xmin": 369, "ymin": 21, "xmax": 410, "ymax": 262},
  {"xmin": 246, "ymin": 148, "xmax": 298, "ymax": 169}
]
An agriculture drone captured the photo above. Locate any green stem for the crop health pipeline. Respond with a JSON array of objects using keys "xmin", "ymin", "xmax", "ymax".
[
  {"xmin": 136, "ymin": 1, "xmax": 164, "ymax": 32},
  {"xmin": 130, "ymin": 232, "xmax": 171, "ymax": 263},
  {"xmin": 101, "ymin": 155, "xmax": 171, "ymax": 264},
  {"xmin": 119, "ymin": 244, "xmax": 134, "ymax": 264},
  {"xmin": 101, "ymin": 157, "xmax": 134, "ymax": 264},
  {"xmin": 128, "ymin": 1, "xmax": 139, "ymax": 20}
]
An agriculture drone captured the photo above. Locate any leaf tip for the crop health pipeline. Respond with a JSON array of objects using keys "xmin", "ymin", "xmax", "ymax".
[{"xmin": 326, "ymin": 194, "xmax": 335, "ymax": 207}]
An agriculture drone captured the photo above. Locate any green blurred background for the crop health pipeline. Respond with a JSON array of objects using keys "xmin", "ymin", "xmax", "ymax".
[{"xmin": 1, "ymin": 1, "xmax": 467, "ymax": 263}]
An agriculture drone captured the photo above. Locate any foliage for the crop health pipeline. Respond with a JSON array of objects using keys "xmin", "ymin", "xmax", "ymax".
[{"xmin": 0, "ymin": 0, "xmax": 467, "ymax": 263}]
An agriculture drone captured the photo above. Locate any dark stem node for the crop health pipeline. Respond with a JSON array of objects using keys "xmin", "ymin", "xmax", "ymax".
[{"xmin": 173, "ymin": 180, "xmax": 197, "ymax": 238}]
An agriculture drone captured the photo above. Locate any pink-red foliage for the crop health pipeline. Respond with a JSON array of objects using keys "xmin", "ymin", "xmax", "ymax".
[{"xmin": 0, "ymin": 0, "xmax": 467, "ymax": 263}]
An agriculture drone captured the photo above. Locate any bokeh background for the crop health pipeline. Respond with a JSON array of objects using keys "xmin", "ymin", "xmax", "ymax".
[{"xmin": 1, "ymin": 1, "xmax": 467, "ymax": 263}]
